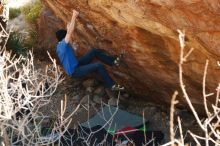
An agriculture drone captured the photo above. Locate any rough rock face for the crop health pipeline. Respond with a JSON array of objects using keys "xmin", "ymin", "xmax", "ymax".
[
  {"xmin": 42, "ymin": 0, "xmax": 220, "ymax": 111},
  {"xmin": 36, "ymin": 7, "xmax": 64, "ymax": 61}
]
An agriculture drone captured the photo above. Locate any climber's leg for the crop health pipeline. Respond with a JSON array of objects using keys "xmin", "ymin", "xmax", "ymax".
[
  {"xmin": 72, "ymin": 62, "xmax": 114, "ymax": 88},
  {"xmin": 78, "ymin": 48, "xmax": 116, "ymax": 66}
]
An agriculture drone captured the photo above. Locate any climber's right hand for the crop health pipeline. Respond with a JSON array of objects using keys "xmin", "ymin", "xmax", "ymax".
[
  {"xmin": 65, "ymin": 10, "xmax": 79, "ymax": 43},
  {"xmin": 71, "ymin": 10, "xmax": 79, "ymax": 21}
]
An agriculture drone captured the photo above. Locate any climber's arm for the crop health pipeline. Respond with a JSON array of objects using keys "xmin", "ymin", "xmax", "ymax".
[{"xmin": 65, "ymin": 10, "xmax": 79, "ymax": 44}]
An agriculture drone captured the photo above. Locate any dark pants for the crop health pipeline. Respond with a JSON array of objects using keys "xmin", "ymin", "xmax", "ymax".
[{"xmin": 72, "ymin": 48, "xmax": 115, "ymax": 88}]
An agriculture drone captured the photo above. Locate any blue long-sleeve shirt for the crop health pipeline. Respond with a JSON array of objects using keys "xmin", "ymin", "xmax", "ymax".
[{"xmin": 56, "ymin": 39, "xmax": 78, "ymax": 76}]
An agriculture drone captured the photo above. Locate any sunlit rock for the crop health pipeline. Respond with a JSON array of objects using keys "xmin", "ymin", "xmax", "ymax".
[{"xmin": 41, "ymin": 0, "xmax": 220, "ymax": 113}]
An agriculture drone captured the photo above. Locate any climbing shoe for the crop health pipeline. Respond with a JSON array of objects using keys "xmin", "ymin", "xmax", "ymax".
[
  {"xmin": 114, "ymin": 57, "xmax": 120, "ymax": 66},
  {"xmin": 114, "ymin": 50, "xmax": 125, "ymax": 66},
  {"xmin": 111, "ymin": 84, "xmax": 125, "ymax": 91}
]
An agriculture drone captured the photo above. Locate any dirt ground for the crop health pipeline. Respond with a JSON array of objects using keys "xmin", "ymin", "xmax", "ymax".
[{"xmin": 34, "ymin": 60, "xmax": 202, "ymax": 144}]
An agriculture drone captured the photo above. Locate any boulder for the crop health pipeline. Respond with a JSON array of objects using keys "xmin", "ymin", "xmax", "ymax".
[
  {"xmin": 80, "ymin": 95, "xmax": 90, "ymax": 104},
  {"xmin": 94, "ymin": 86, "xmax": 105, "ymax": 96},
  {"xmin": 41, "ymin": 0, "xmax": 220, "ymax": 113},
  {"xmin": 36, "ymin": 6, "xmax": 64, "ymax": 61},
  {"xmin": 108, "ymin": 97, "xmax": 118, "ymax": 106},
  {"xmin": 93, "ymin": 95, "xmax": 102, "ymax": 104},
  {"xmin": 82, "ymin": 79, "xmax": 95, "ymax": 88}
]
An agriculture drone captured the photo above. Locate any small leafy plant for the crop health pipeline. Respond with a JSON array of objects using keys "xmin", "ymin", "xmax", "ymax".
[
  {"xmin": 21, "ymin": 0, "xmax": 42, "ymax": 24},
  {"xmin": 9, "ymin": 8, "xmax": 21, "ymax": 19},
  {"xmin": 6, "ymin": 31, "xmax": 27, "ymax": 57}
]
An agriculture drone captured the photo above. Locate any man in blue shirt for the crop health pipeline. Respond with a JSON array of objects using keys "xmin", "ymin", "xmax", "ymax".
[{"xmin": 56, "ymin": 10, "xmax": 123, "ymax": 91}]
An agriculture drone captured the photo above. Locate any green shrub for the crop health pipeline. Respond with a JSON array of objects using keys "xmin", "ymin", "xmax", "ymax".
[
  {"xmin": 9, "ymin": 8, "xmax": 21, "ymax": 19},
  {"xmin": 19, "ymin": 0, "xmax": 42, "ymax": 49},
  {"xmin": 21, "ymin": 0, "xmax": 42, "ymax": 24},
  {"xmin": 25, "ymin": 28, "xmax": 38, "ymax": 48},
  {"xmin": 6, "ymin": 31, "xmax": 27, "ymax": 57}
]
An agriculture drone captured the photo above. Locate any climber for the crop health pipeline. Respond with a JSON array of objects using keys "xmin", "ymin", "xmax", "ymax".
[{"xmin": 55, "ymin": 10, "xmax": 124, "ymax": 91}]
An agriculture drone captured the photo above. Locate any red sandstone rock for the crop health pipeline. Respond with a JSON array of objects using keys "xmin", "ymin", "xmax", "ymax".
[
  {"xmin": 36, "ymin": 7, "xmax": 64, "ymax": 61},
  {"xmin": 41, "ymin": 0, "xmax": 220, "ymax": 112}
]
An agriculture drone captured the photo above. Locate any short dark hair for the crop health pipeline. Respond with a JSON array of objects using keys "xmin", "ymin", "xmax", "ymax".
[{"xmin": 55, "ymin": 29, "xmax": 67, "ymax": 42}]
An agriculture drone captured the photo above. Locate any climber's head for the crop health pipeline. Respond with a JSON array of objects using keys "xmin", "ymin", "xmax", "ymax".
[{"xmin": 56, "ymin": 29, "xmax": 67, "ymax": 42}]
